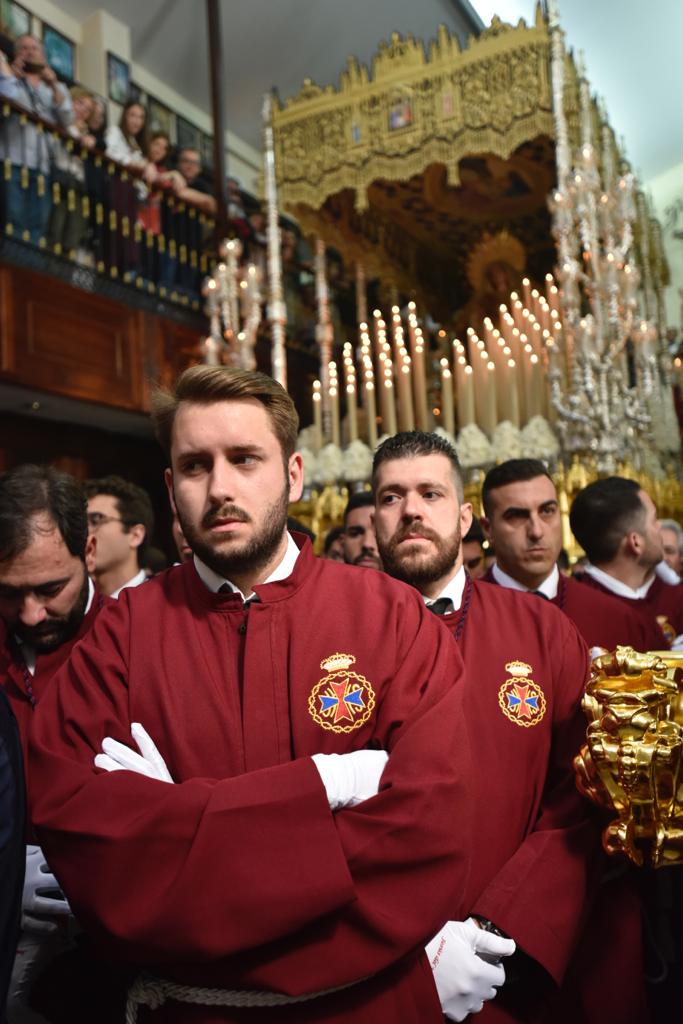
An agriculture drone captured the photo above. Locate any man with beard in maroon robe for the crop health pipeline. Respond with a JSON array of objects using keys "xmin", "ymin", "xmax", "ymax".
[
  {"xmin": 0, "ymin": 464, "xmax": 115, "ymax": 1022},
  {"xmin": 478, "ymin": 459, "xmax": 666, "ymax": 654},
  {"xmin": 570, "ymin": 475, "xmax": 683, "ymax": 645},
  {"xmin": 28, "ymin": 367, "xmax": 473, "ymax": 1024},
  {"xmin": 372, "ymin": 432, "xmax": 647, "ymax": 1024}
]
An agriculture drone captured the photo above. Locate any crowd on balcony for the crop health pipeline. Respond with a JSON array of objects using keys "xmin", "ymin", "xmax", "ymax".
[{"xmin": 0, "ymin": 32, "xmax": 358, "ymax": 345}]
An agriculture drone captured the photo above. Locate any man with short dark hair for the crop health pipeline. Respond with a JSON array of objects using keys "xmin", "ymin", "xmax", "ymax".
[
  {"xmin": 570, "ymin": 476, "xmax": 683, "ymax": 643},
  {"xmin": 461, "ymin": 517, "xmax": 486, "ymax": 579},
  {"xmin": 342, "ymin": 492, "xmax": 382, "ymax": 570},
  {"xmin": 0, "ymin": 465, "xmax": 103, "ymax": 761},
  {"xmin": 372, "ymin": 432, "xmax": 623, "ymax": 1023},
  {"xmin": 29, "ymin": 367, "xmax": 472, "ymax": 1024},
  {"xmin": 85, "ymin": 475, "xmax": 154, "ymax": 598},
  {"xmin": 173, "ymin": 147, "xmax": 216, "ymax": 215},
  {"xmin": 480, "ymin": 460, "xmax": 665, "ymax": 652},
  {"xmin": 322, "ymin": 525, "xmax": 345, "ymax": 562}
]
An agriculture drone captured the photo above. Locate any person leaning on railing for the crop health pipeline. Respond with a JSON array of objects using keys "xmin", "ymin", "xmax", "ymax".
[
  {"xmin": 46, "ymin": 85, "xmax": 97, "ymax": 263},
  {"xmin": 104, "ymin": 100, "xmax": 158, "ymax": 279},
  {"xmin": 0, "ymin": 34, "xmax": 73, "ymax": 245}
]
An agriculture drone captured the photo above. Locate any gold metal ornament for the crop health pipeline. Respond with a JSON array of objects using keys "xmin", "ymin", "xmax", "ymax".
[{"xmin": 575, "ymin": 646, "xmax": 683, "ymax": 868}]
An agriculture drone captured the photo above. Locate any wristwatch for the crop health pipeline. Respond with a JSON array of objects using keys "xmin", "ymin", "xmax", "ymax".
[{"xmin": 472, "ymin": 914, "xmax": 508, "ymax": 939}]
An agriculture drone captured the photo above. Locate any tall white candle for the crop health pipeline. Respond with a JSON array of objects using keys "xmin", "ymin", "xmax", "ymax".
[
  {"xmin": 440, "ymin": 359, "xmax": 455, "ymax": 436},
  {"xmin": 312, "ymin": 380, "xmax": 322, "ymax": 453},
  {"xmin": 457, "ymin": 364, "xmax": 475, "ymax": 428}
]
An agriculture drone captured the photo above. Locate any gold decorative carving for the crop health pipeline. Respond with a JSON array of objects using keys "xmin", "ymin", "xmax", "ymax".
[
  {"xmin": 272, "ymin": 7, "xmax": 555, "ymax": 215},
  {"xmin": 576, "ymin": 647, "xmax": 683, "ymax": 868}
]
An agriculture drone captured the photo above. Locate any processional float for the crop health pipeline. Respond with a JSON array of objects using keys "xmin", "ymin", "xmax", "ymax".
[{"xmin": 198, "ymin": 3, "xmax": 683, "ymax": 865}]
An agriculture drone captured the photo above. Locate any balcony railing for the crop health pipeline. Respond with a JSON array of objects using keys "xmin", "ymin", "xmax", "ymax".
[
  {"xmin": 0, "ymin": 96, "xmax": 357, "ymax": 366},
  {"xmin": 1, "ymin": 96, "xmax": 216, "ymax": 312}
]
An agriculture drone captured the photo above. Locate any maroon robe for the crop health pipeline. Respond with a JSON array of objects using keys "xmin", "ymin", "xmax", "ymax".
[
  {"xmin": 477, "ymin": 574, "xmax": 648, "ymax": 1022},
  {"xmin": 642, "ymin": 575, "xmax": 683, "ymax": 637},
  {"xmin": 28, "ymin": 538, "xmax": 472, "ymax": 1023},
  {"xmin": 575, "ymin": 572, "xmax": 673, "ymax": 648},
  {"xmin": 483, "ymin": 567, "xmax": 666, "ymax": 651},
  {"xmin": 439, "ymin": 581, "xmax": 597, "ymax": 1019},
  {"xmin": 0, "ymin": 592, "xmax": 110, "ymax": 772}
]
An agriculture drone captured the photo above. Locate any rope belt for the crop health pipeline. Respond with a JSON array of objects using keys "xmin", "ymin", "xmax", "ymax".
[{"xmin": 125, "ymin": 972, "xmax": 364, "ymax": 1022}]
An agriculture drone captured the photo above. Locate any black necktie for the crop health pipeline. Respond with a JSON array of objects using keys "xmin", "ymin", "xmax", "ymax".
[
  {"xmin": 427, "ymin": 598, "xmax": 453, "ymax": 616},
  {"xmin": 218, "ymin": 583, "xmax": 258, "ymax": 608},
  {"xmin": 531, "ymin": 590, "xmax": 549, "ymax": 600}
]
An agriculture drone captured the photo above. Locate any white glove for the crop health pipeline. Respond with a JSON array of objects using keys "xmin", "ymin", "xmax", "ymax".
[
  {"xmin": 22, "ymin": 846, "xmax": 71, "ymax": 923},
  {"xmin": 426, "ymin": 918, "xmax": 516, "ymax": 1022},
  {"xmin": 94, "ymin": 722, "xmax": 174, "ymax": 783},
  {"xmin": 311, "ymin": 749, "xmax": 388, "ymax": 811}
]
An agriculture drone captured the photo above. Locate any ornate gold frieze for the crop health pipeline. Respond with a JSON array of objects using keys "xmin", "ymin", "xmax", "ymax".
[{"xmin": 272, "ymin": 7, "xmax": 556, "ymax": 214}]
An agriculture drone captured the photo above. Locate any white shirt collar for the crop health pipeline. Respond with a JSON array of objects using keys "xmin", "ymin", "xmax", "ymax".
[
  {"xmin": 492, "ymin": 562, "xmax": 559, "ymax": 600},
  {"xmin": 194, "ymin": 532, "xmax": 300, "ymax": 601},
  {"xmin": 655, "ymin": 560, "xmax": 681, "ymax": 586},
  {"xmin": 19, "ymin": 577, "xmax": 95, "ymax": 676},
  {"xmin": 583, "ymin": 563, "xmax": 654, "ymax": 600},
  {"xmin": 110, "ymin": 568, "xmax": 148, "ymax": 600},
  {"xmin": 421, "ymin": 566, "xmax": 467, "ymax": 612}
]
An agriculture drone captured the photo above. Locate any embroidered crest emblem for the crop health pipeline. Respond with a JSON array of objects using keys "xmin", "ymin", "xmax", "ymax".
[
  {"xmin": 498, "ymin": 660, "xmax": 546, "ymax": 728},
  {"xmin": 308, "ymin": 653, "xmax": 376, "ymax": 734}
]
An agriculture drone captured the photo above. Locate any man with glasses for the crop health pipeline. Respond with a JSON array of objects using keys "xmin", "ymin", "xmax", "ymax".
[
  {"xmin": 164, "ymin": 147, "xmax": 216, "ymax": 295},
  {"xmin": 85, "ymin": 476, "xmax": 154, "ymax": 598}
]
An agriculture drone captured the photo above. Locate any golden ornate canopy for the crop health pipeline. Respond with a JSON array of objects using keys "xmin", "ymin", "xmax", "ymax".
[{"xmin": 271, "ymin": 5, "xmax": 668, "ymax": 321}]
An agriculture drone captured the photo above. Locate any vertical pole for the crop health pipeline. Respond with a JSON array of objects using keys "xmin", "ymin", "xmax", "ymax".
[
  {"xmin": 207, "ymin": 0, "xmax": 228, "ymax": 240},
  {"xmin": 262, "ymin": 92, "xmax": 287, "ymax": 387}
]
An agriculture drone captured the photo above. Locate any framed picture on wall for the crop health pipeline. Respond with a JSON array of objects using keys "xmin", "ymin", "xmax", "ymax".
[
  {"xmin": 107, "ymin": 51, "xmax": 130, "ymax": 105},
  {"xmin": 128, "ymin": 81, "xmax": 146, "ymax": 106},
  {"xmin": 2, "ymin": 0, "xmax": 30, "ymax": 40},
  {"xmin": 42, "ymin": 23, "xmax": 75, "ymax": 83},
  {"xmin": 148, "ymin": 95, "xmax": 175, "ymax": 142},
  {"xmin": 176, "ymin": 116, "xmax": 201, "ymax": 153}
]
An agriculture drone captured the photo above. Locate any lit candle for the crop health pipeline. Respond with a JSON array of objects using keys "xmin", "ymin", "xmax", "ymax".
[
  {"xmin": 312, "ymin": 380, "xmax": 322, "ymax": 452},
  {"xmin": 457, "ymin": 364, "xmax": 475, "ymax": 428},
  {"xmin": 484, "ymin": 360, "xmax": 497, "ymax": 437},
  {"xmin": 365, "ymin": 379, "xmax": 378, "ymax": 448},
  {"xmin": 398, "ymin": 358, "xmax": 415, "ymax": 431},
  {"xmin": 440, "ymin": 359, "xmax": 455, "ymax": 435},
  {"xmin": 505, "ymin": 359, "xmax": 520, "ymax": 426},
  {"xmin": 343, "ymin": 343, "xmax": 358, "ymax": 442},
  {"xmin": 413, "ymin": 336, "xmax": 430, "ymax": 430},
  {"xmin": 207, "ymin": 278, "xmax": 220, "ymax": 339},
  {"xmin": 384, "ymin": 377, "xmax": 398, "ymax": 436},
  {"xmin": 328, "ymin": 361, "xmax": 341, "ymax": 447}
]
